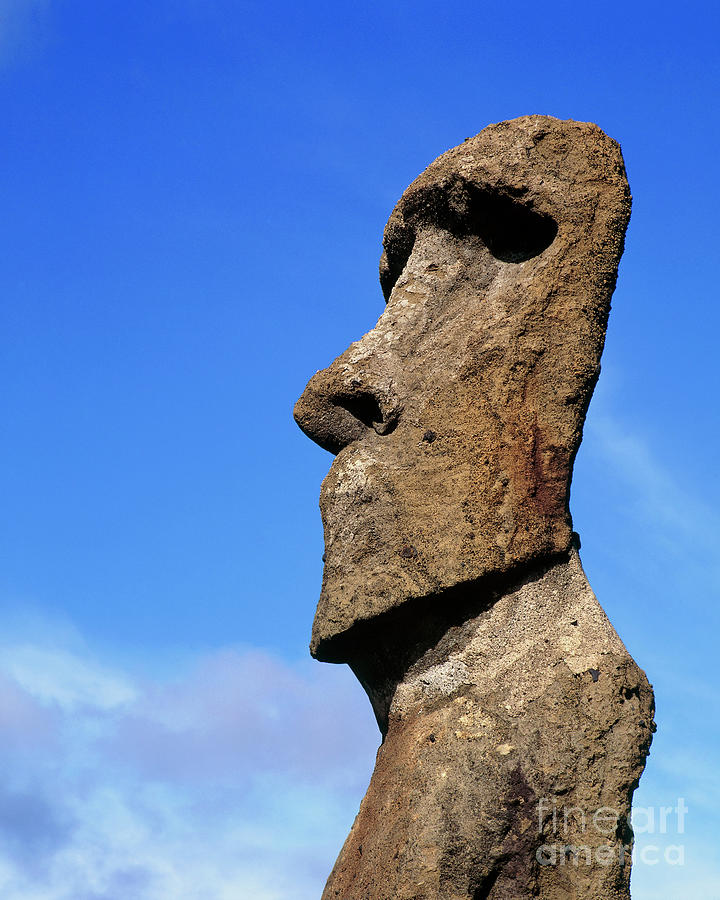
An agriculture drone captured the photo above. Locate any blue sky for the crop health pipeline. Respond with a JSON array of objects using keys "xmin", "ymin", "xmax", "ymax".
[{"xmin": 0, "ymin": 0, "xmax": 718, "ymax": 897}]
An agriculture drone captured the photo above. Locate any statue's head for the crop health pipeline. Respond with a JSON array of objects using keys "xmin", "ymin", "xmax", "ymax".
[{"xmin": 295, "ymin": 116, "xmax": 630, "ymax": 662}]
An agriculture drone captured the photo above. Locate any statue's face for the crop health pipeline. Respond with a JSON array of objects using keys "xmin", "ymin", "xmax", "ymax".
[{"xmin": 295, "ymin": 116, "xmax": 631, "ymax": 661}]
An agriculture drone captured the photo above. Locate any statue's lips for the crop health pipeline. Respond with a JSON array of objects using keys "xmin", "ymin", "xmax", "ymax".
[
  {"xmin": 319, "ymin": 421, "xmax": 439, "ymax": 516},
  {"xmin": 319, "ymin": 442, "xmax": 384, "ymax": 515}
]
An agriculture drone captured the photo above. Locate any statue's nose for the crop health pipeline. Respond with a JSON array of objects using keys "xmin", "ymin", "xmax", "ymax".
[{"xmin": 294, "ymin": 353, "xmax": 401, "ymax": 455}]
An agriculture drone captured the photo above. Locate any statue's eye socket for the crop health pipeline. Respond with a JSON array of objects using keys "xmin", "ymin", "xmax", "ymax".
[
  {"xmin": 464, "ymin": 187, "xmax": 558, "ymax": 263},
  {"xmin": 381, "ymin": 184, "xmax": 559, "ymax": 299}
]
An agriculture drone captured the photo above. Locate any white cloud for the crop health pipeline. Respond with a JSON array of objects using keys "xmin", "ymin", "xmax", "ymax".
[
  {"xmin": 0, "ymin": 630, "xmax": 378, "ymax": 899},
  {"xmin": 2, "ymin": 645, "xmax": 137, "ymax": 712},
  {"xmin": 0, "ymin": 670, "xmax": 59, "ymax": 748}
]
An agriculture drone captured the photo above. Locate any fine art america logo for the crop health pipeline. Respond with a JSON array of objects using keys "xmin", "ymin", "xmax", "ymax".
[{"xmin": 536, "ymin": 799, "xmax": 687, "ymax": 868}]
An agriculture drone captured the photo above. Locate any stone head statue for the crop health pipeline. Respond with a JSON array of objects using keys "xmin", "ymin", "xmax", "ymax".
[
  {"xmin": 295, "ymin": 115, "xmax": 631, "ymax": 662},
  {"xmin": 294, "ymin": 117, "xmax": 653, "ymax": 900}
]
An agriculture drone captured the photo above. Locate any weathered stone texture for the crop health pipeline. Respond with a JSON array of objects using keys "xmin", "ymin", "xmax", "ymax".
[
  {"xmin": 321, "ymin": 552, "xmax": 654, "ymax": 899},
  {"xmin": 294, "ymin": 115, "xmax": 653, "ymax": 900},
  {"xmin": 295, "ymin": 116, "xmax": 632, "ymax": 659}
]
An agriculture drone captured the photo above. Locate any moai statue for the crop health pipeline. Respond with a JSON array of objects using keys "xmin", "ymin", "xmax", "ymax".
[{"xmin": 295, "ymin": 116, "xmax": 654, "ymax": 900}]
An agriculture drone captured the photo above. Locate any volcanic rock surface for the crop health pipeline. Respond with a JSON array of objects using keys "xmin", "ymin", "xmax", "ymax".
[
  {"xmin": 294, "ymin": 115, "xmax": 654, "ymax": 899},
  {"xmin": 296, "ymin": 116, "xmax": 632, "ymax": 660},
  {"xmin": 323, "ymin": 551, "xmax": 654, "ymax": 899}
]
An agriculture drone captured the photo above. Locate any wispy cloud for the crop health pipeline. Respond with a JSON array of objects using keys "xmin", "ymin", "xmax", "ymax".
[
  {"xmin": 586, "ymin": 411, "xmax": 720, "ymax": 557},
  {"xmin": 0, "ymin": 630, "xmax": 378, "ymax": 899},
  {"xmin": 2, "ymin": 645, "xmax": 136, "ymax": 711}
]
